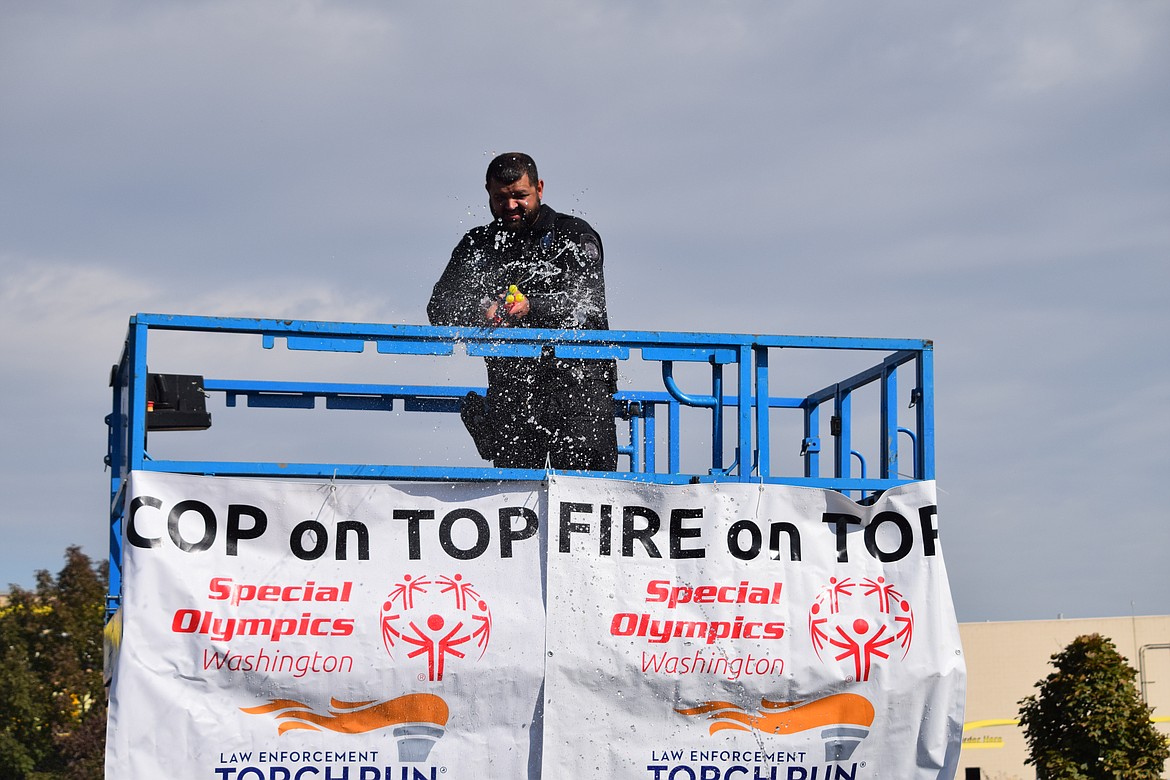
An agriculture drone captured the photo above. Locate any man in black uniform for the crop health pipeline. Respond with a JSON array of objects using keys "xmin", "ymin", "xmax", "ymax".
[{"xmin": 427, "ymin": 152, "xmax": 618, "ymax": 471}]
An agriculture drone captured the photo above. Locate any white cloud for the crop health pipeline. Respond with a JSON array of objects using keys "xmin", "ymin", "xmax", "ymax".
[{"xmin": 997, "ymin": 1, "xmax": 1163, "ymax": 94}]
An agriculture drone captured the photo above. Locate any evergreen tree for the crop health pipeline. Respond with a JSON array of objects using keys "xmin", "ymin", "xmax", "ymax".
[
  {"xmin": 0, "ymin": 547, "xmax": 107, "ymax": 779},
  {"xmin": 1018, "ymin": 632, "xmax": 1170, "ymax": 779}
]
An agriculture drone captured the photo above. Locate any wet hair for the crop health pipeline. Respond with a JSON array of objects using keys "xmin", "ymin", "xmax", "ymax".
[{"xmin": 486, "ymin": 152, "xmax": 539, "ymax": 187}]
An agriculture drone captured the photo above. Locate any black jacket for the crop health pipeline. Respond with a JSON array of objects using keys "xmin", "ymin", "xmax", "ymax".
[
  {"xmin": 428, "ymin": 204, "xmax": 617, "ymax": 469},
  {"xmin": 427, "ymin": 204, "xmax": 610, "ymax": 332}
]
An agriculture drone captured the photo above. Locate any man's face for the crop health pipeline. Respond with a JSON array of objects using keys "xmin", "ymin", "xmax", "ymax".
[{"xmin": 487, "ymin": 174, "xmax": 543, "ymax": 230}]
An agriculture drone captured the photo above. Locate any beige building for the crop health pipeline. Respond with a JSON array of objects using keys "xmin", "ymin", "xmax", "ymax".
[{"xmin": 957, "ymin": 615, "xmax": 1170, "ymax": 780}]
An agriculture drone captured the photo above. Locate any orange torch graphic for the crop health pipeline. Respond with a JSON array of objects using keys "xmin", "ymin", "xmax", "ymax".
[
  {"xmin": 242, "ymin": 693, "xmax": 449, "ymax": 762},
  {"xmin": 677, "ymin": 693, "xmax": 875, "ymax": 762}
]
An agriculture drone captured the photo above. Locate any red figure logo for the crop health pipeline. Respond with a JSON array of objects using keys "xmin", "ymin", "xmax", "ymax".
[
  {"xmin": 380, "ymin": 574, "xmax": 492, "ymax": 681},
  {"xmin": 808, "ymin": 576, "xmax": 913, "ymax": 682}
]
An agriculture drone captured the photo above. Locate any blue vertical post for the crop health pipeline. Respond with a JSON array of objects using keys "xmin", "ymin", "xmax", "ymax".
[
  {"xmin": 835, "ymin": 388, "xmax": 852, "ymax": 481},
  {"xmin": 108, "ymin": 318, "xmax": 148, "ymax": 616},
  {"xmin": 108, "ymin": 363, "xmax": 124, "ymax": 509},
  {"xmin": 736, "ymin": 345, "xmax": 752, "ymax": 480},
  {"xmin": 106, "ymin": 355, "xmax": 126, "ymax": 618},
  {"xmin": 668, "ymin": 400, "xmax": 681, "ymax": 474},
  {"xmin": 628, "ymin": 415, "xmax": 642, "ymax": 472},
  {"xmin": 804, "ymin": 401, "xmax": 821, "ymax": 479},
  {"xmin": 754, "ymin": 346, "xmax": 770, "ymax": 479},
  {"xmin": 881, "ymin": 361, "xmax": 899, "ymax": 481},
  {"xmin": 127, "ymin": 318, "xmax": 150, "ymax": 472},
  {"xmin": 917, "ymin": 345, "xmax": 936, "ymax": 480},
  {"xmin": 643, "ymin": 405, "xmax": 657, "ymax": 474},
  {"xmin": 710, "ymin": 361, "xmax": 724, "ymax": 472}
]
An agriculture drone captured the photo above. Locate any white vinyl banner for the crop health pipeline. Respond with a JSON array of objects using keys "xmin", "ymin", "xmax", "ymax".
[
  {"xmin": 542, "ymin": 475, "xmax": 965, "ymax": 779},
  {"xmin": 106, "ymin": 473, "xmax": 548, "ymax": 779},
  {"xmin": 107, "ymin": 473, "xmax": 965, "ymax": 780}
]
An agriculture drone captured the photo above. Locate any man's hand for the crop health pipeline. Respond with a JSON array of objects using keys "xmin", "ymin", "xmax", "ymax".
[
  {"xmin": 485, "ymin": 285, "xmax": 528, "ymax": 323},
  {"xmin": 504, "ymin": 285, "xmax": 529, "ymax": 318}
]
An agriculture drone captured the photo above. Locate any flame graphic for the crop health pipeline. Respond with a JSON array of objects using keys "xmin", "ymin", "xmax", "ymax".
[
  {"xmin": 676, "ymin": 693, "xmax": 874, "ymax": 736},
  {"xmin": 242, "ymin": 693, "xmax": 448, "ymax": 736}
]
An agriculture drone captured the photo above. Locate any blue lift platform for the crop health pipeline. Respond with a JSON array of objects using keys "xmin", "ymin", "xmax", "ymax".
[{"xmin": 106, "ymin": 313, "xmax": 934, "ymax": 617}]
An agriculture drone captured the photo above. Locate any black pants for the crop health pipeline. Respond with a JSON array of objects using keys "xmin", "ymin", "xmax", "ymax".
[{"xmin": 482, "ymin": 356, "xmax": 617, "ymax": 471}]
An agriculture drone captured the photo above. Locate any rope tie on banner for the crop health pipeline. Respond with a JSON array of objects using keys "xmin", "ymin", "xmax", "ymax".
[
  {"xmin": 326, "ymin": 468, "xmax": 339, "ymax": 506},
  {"xmin": 312, "ymin": 470, "xmax": 340, "ymax": 524}
]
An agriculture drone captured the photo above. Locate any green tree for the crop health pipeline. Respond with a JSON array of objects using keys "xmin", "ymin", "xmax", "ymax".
[
  {"xmin": 1018, "ymin": 632, "xmax": 1170, "ymax": 779},
  {"xmin": 0, "ymin": 546, "xmax": 108, "ymax": 780}
]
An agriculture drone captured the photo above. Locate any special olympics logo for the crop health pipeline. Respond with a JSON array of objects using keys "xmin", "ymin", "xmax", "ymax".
[
  {"xmin": 808, "ymin": 576, "xmax": 913, "ymax": 682},
  {"xmin": 380, "ymin": 574, "xmax": 492, "ymax": 681}
]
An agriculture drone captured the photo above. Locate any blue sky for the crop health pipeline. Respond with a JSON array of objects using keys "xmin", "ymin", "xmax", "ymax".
[{"xmin": 1, "ymin": 0, "xmax": 1167, "ymax": 622}]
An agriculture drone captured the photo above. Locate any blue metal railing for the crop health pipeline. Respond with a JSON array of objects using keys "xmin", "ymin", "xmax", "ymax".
[{"xmin": 105, "ymin": 313, "xmax": 934, "ymax": 616}]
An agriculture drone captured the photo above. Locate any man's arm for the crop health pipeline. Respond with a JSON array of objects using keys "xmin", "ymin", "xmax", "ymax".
[
  {"xmin": 525, "ymin": 222, "xmax": 609, "ymax": 331},
  {"xmin": 427, "ymin": 234, "xmax": 491, "ymax": 327}
]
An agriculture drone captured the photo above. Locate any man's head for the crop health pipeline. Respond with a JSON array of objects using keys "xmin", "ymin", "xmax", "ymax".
[{"xmin": 486, "ymin": 152, "xmax": 543, "ymax": 230}]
